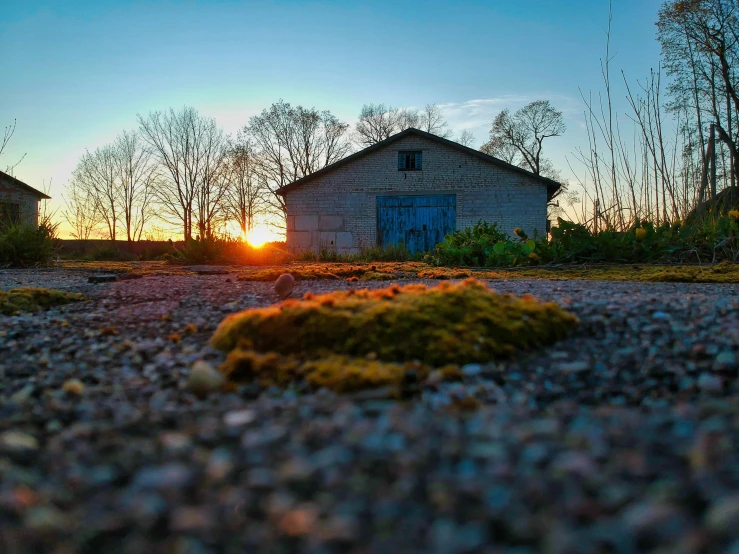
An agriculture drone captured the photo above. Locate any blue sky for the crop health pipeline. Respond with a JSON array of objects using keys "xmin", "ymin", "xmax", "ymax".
[{"xmin": 0, "ymin": 0, "xmax": 665, "ymax": 234}]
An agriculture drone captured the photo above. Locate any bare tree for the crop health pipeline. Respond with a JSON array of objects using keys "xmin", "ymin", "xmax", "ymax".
[
  {"xmin": 457, "ymin": 130, "xmax": 476, "ymax": 147},
  {"xmin": 71, "ymin": 145, "xmax": 119, "ymax": 241},
  {"xmin": 353, "ymin": 103, "xmax": 420, "ymax": 146},
  {"xmin": 1, "ymin": 119, "xmax": 26, "ymax": 175},
  {"xmin": 480, "ymin": 137, "xmax": 520, "ymax": 163},
  {"xmin": 481, "ymin": 100, "xmax": 566, "ymax": 176},
  {"xmin": 62, "ymin": 179, "xmax": 100, "ymax": 243},
  {"xmin": 418, "ymin": 104, "xmax": 453, "ymax": 138},
  {"xmin": 114, "ymin": 130, "xmax": 157, "ymax": 243},
  {"xmin": 138, "ymin": 107, "xmax": 229, "ymax": 241},
  {"xmin": 227, "ymin": 138, "xmax": 267, "ymax": 237},
  {"xmin": 245, "ymin": 100, "xmax": 352, "ymax": 222},
  {"xmin": 658, "ymin": 0, "xmax": 739, "ymax": 199}
]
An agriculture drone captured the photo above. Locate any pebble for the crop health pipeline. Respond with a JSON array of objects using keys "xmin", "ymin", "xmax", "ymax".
[
  {"xmin": 461, "ymin": 364, "xmax": 482, "ymax": 378},
  {"xmin": 62, "ymin": 378, "xmax": 85, "ymax": 396},
  {"xmin": 698, "ymin": 372, "xmax": 723, "ymax": 392},
  {"xmin": 0, "ymin": 431, "xmax": 39, "ymax": 462},
  {"xmin": 714, "ymin": 351, "xmax": 737, "ymax": 371},
  {"xmin": 706, "ymin": 495, "xmax": 739, "ymax": 536},
  {"xmin": 187, "ymin": 360, "xmax": 224, "ymax": 398},
  {"xmin": 274, "ymin": 273, "xmax": 295, "ymax": 299},
  {"xmin": 557, "ymin": 360, "xmax": 590, "ymax": 373}
]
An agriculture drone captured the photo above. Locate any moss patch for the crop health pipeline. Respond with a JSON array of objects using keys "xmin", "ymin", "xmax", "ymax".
[
  {"xmin": 220, "ymin": 349, "xmax": 430, "ymax": 394},
  {"xmin": 212, "ymin": 279, "xmax": 578, "ymax": 367},
  {"xmin": 0, "ymin": 287, "xmax": 85, "ymax": 316},
  {"xmin": 236, "ymin": 262, "xmax": 429, "ymax": 282},
  {"xmin": 472, "ymin": 262, "xmax": 739, "ymax": 283},
  {"xmin": 237, "ymin": 261, "xmax": 739, "ymax": 284}
]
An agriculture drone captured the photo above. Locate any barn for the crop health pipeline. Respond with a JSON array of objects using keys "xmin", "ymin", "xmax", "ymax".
[
  {"xmin": 278, "ymin": 128, "xmax": 561, "ymax": 254},
  {"xmin": 0, "ymin": 170, "xmax": 51, "ymax": 228}
]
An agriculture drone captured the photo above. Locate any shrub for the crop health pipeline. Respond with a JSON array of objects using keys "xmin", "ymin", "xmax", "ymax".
[
  {"xmin": 0, "ymin": 219, "xmax": 60, "ymax": 267},
  {"xmin": 430, "ymin": 214, "xmax": 739, "ymax": 267},
  {"xmin": 86, "ymin": 246, "xmax": 137, "ymax": 262},
  {"xmin": 297, "ymin": 243, "xmax": 417, "ymax": 263},
  {"xmin": 430, "ymin": 221, "xmax": 509, "ymax": 267}
]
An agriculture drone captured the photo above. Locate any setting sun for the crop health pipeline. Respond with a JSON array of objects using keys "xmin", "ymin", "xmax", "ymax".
[{"xmin": 246, "ymin": 226, "xmax": 273, "ymax": 248}]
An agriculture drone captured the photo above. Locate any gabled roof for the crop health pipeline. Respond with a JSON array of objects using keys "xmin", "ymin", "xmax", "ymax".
[
  {"xmin": 0, "ymin": 170, "xmax": 51, "ymax": 199},
  {"xmin": 276, "ymin": 127, "xmax": 562, "ymax": 200}
]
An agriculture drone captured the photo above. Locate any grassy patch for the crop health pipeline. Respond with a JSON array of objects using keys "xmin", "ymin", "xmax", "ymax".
[
  {"xmin": 0, "ymin": 287, "xmax": 85, "ymax": 316},
  {"xmin": 212, "ymin": 279, "xmax": 578, "ymax": 367}
]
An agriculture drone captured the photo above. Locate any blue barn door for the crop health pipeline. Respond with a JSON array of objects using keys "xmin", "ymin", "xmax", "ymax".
[{"xmin": 376, "ymin": 195, "xmax": 456, "ymax": 253}]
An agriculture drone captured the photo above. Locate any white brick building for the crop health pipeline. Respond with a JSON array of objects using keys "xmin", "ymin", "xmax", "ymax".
[
  {"xmin": 278, "ymin": 128, "xmax": 561, "ymax": 254},
  {"xmin": 0, "ymin": 170, "xmax": 51, "ymax": 228}
]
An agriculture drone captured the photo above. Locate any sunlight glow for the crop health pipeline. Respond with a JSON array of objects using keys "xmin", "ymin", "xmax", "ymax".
[{"xmin": 246, "ymin": 226, "xmax": 273, "ymax": 248}]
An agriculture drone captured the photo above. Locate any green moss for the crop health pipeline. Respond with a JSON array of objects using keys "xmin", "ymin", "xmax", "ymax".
[
  {"xmin": 0, "ymin": 287, "xmax": 85, "ymax": 316},
  {"xmin": 417, "ymin": 268, "xmax": 473, "ymax": 279},
  {"xmin": 358, "ymin": 271, "xmax": 397, "ymax": 281},
  {"xmin": 212, "ymin": 279, "xmax": 578, "ymax": 366},
  {"xmin": 219, "ymin": 348, "xmax": 430, "ymax": 393},
  {"xmin": 475, "ymin": 262, "xmax": 739, "ymax": 283}
]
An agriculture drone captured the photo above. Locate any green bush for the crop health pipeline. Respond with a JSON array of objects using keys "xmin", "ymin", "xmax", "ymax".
[
  {"xmin": 86, "ymin": 246, "xmax": 137, "ymax": 262},
  {"xmin": 0, "ymin": 220, "xmax": 60, "ymax": 267},
  {"xmin": 429, "ymin": 212, "xmax": 739, "ymax": 267},
  {"xmin": 297, "ymin": 242, "xmax": 418, "ymax": 263}
]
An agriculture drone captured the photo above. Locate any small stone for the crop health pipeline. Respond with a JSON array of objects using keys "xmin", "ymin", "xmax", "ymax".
[
  {"xmin": 0, "ymin": 431, "xmax": 39, "ymax": 462},
  {"xmin": 321, "ymin": 515, "xmax": 359, "ymax": 544},
  {"xmin": 223, "ymin": 409, "xmax": 255, "ymax": 427},
  {"xmin": 170, "ymin": 506, "xmax": 215, "ymax": 532},
  {"xmin": 187, "ymin": 360, "xmax": 224, "ymax": 399},
  {"xmin": 24, "ymin": 505, "xmax": 69, "ymax": 533},
  {"xmin": 714, "ymin": 351, "xmax": 737, "ymax": 372},
  {"xmin": 707, "ymin": 495, "xmax": 739, "ymax": 535},
  {"xmin": 277, "ymin": 505, "xmax": 319, "ymax": 537},
  {"xmin": 698, "ymin": 372, "xmax": 723, "ymax": 392},
  {"xmin": 557, "ymin": 361, "xmax": 590, "ymax": 374},
  {"xmin": 9, "ymin": 384, "xmax": 35, "ymax": 404},
  {"xmin": 88, "ymin": 274, "xmax": 118, "ymax": 283},
  {"xmin": 461, "ymin": 364, "xmax": 482, "ymax": 378},
  {"xmin": 133, "ymin": 464, "xmax": 193, "ymax": 490},
  {"xmin": 652, "ymin": 311, "xmax": 670, "ymax": 320},
  {"xmin": 62, "ymin": 378, "xmax": 85, "ymax": 396},
  {"xmin": 159, "ymin": 432, "xmax": 192, "ymax": 454},
  {"xmin": 274, "ymin": 273, "xmax": 295, "ymax": 299}
]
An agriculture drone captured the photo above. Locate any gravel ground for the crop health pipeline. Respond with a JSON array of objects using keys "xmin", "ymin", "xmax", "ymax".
[{"xmin": 1, "ymin": 267, "xmax": 739, "ymax": 553}]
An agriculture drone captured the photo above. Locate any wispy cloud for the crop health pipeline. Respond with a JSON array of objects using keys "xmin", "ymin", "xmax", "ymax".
[{"xmin": 436, "ymin": 94, "xmax": 580, "ymax": 147}]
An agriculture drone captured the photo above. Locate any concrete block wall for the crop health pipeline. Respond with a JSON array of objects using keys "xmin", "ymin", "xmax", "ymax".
[
  {"xmin": 284, "ymin": 135, "xmax": 549, "ymax": 254},
  {"xmin": 0, "ymin": 176, "xmax": 40, "ymax": 227}
]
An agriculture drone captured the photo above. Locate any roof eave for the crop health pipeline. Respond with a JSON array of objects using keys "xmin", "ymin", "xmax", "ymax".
[{"xmin": 0, "ymin": 170, "xmax": 52, "ymax": 199}]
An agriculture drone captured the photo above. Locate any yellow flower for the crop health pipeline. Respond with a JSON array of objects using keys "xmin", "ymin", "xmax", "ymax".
[
  {"xmin": 635, "ymin": 228, "xmax": 647, "ymax": 241},
  {"xmin": 529, "ymin": 252, "xmax": 539, "ymax": 262},
  {"xmin": 514, "ymin": 227, "xmax": 524, "ymax": 237},
  {"xmin": 729, "ymin": 210, "xmax": 739, "ymax": 220}
]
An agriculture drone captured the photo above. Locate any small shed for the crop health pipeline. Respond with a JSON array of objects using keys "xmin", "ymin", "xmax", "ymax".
[
  {"xmin": 0, "ymin": 170, "xmax": 51, "ymax": 228},
  {"xmin": 278, "ymin": 128, "xmax": 561, "ymax": 254}
]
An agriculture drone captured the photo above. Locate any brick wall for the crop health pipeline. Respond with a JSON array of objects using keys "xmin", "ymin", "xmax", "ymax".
[
  {"xmin": 284, "ymin": 135, "xmax": 549, "ymax": 254},
  {"xmin": 0, "ymin": 175, "xmax": 40, "ymax": 227}
]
